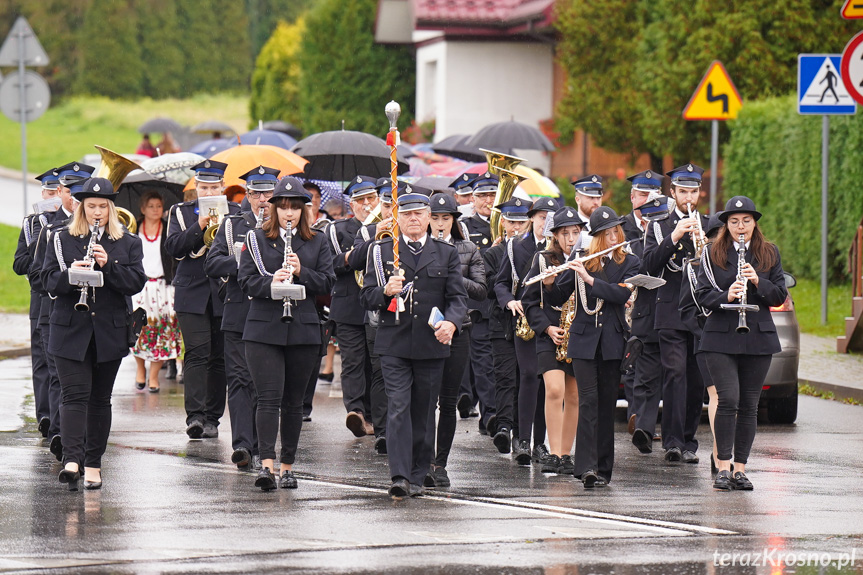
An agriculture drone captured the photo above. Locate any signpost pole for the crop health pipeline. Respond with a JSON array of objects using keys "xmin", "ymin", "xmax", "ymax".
[
  {"xmin": 17, "ymin": 24, "xmax": 27, "ymax": 220},
  {"xmin": 821, "ymin": 114, "xmax": 829, "ymax": 325},
  {"xmin": 710, "ymin": 119, "xmax": 718, "ymax": 214}
]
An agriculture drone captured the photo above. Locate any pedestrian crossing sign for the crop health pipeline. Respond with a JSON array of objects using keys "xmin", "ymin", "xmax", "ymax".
[
  {"xmin": 798, "ymin": 54, "xmax": 857, "ymax": 115},
  {"xmin": 682, "ymin": 61, "xmax": 743, "ymax": 121},
  {"xmin": 841, "ymin": 0, "xmax": 863, "ymax": 19}
]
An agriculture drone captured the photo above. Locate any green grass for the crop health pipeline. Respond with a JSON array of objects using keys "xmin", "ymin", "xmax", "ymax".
[
  {"xmin": 0, "ymin": 94, "xmax": 250, "ymax": 172},
  {"xmin": 0, "ymin": 223, "xmax": 32, "ymax": 313},
  {"xmin": 789, "ymin": 277, "xmax": 852, "ymax": 338}
]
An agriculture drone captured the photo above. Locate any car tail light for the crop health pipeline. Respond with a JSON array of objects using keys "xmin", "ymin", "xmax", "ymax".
[
  {"xmin": 762, "ymin": 385, "xmax": 771, "ymax": 390},
  {"xmin": 770, "ymin": 296, "xmax": 794, "ymax": 312}
]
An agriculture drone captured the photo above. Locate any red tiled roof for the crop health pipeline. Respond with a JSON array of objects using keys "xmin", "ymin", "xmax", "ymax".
[{"xmin": 414, "ymin": 0, "xmax": 555, "ymax": 32}]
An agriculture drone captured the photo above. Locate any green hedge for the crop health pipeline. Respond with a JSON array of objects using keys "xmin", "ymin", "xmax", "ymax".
[{"xmin": 724, "ymin": 94, "xmax": 863, "ymax": 283}]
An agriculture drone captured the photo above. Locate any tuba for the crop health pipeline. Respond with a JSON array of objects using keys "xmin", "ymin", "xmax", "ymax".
[
  {"xmin": 482, "ymin": 149, "xmax": 526, "ymax": 243},
  {"xmin": 95, "ymin": 146, "xmax": 142, "ymax": 234}
]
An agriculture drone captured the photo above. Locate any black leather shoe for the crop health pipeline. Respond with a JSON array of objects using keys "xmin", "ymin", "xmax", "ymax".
[
  {"xmin": 682, "ymin": 450, "xmax": 699, "ymax": 464},
  {"xmin": 38, "ymin": 417, "xmax": 50, "ymax": 438},
  {"xmin": 665, "ymin": 447, "xmax": 682, "ymax": 462},
  {"xmin": 409, "ymin": 483, "xmax": 424, "ymax": 497},
  {"xmin": 632, "ymin": 429, "xmax": 653, "ymax": 454},
  {"xmin": 302, "ymin": 415, "xmax": 312, "ymax": 422},
  {"xmin": 456, "ymin": 394, "xmax": 471, "ymax": 419},
  {"xmin": 135, "ymin": 380, "xmax": 146, "ymax": 390},
  {"xmin": 582, "ymin": 469, "xmax": 598, "ymax": 489},
  {"xmin": 423, "ymin": 468, "xmax": 436, "ymax": 488},
  {"xmin": 559, "ymin": 455, "xmax": 575, "ymax": 475},
  {"xmin": 201, "ymin": 423, "xmax": 218, "ymax": 438},
  {"xmin": 388, "ymin": 478, "xmax": 410, "ymax": 498},
  {"xmin": 486, "ymin": 415, "xmax": 498, "ymax": 436},
  {"xmin": 58, "ymin": 468, "xmax": 80, "ymax": 491},
  {"xmin": 594, "ymin": 476, "xmax": 608, "ymax": 488},
  {"xmin": 532, "ymin": 444, "xmax": 550, "ymax": 464},
  {"xmin": 166, "ymin": 359, "xmax": 177, "ymax": 379},
  {"xmin": 345, "ymin": 411, "xmax": 367, "ymax": 438},
  {"xmin": 49, "ymin": 435, "xmax": 63, "ymax": 461},
  {"xmin": 492, "ymin": 428, "xmax": 511, "ymax": 454},
  {"xmin": 541, "ymin": 454, "xmax": 561, "ymax": 474},
  {"xmin": 279, "ymin": 470, "xmax": 298, "ymax": 489},
  {"xmin": 732, "ymin": 471, "xmax": 753, "ymax": 491},
  {"xmin": 514, "ymin": 440, "xmax": 532, "ymax": 466},
  {"xmin": 254, "ymin": 468, "xmax": 277, "ymax": 491},
  {"xmin": 231, "ymin": 447, "xmax": 252, "ymax": 469},
  {"xmin": 468, "ymin": 407, "xmax": 479, "ymax": 418},
  {"xmin": 185, "ymin": 420, "xmax": 204, "ymax": 439},
  {"xmin": 713, "ymin": 470, "xmax": 733, "ymax": 491},
  {"xmin": 318, "ymin": 371, "xmax": 334, "ymax": 382},
  {"xmin": 478, "ymin": 419, "xmax": 488, "ymax": 436},
  {"xmin": 251, "ymin": 455, "xmax": 262, "ymax": 471},
  {"xmin": 432, "ymin": 466, "xmax": 450, "ymax": 488},
  {"xmin": 374, "ymin": 435, "xmax": 387, "ymax": 455}
]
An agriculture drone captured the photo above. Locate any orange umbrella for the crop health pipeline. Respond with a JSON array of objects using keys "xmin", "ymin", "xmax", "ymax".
[{"xmin": 196, "ymin": 144, "xmax": 308, "ymax": 197}]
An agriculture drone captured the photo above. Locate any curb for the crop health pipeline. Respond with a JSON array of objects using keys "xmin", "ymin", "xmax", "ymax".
[
  {"xmin": 798, "ymin": 378, "xmax": 863, "ymax": 404},
  {"xmin": 0, "ymin": 347, "xmax": 31, "ymax": 359}
]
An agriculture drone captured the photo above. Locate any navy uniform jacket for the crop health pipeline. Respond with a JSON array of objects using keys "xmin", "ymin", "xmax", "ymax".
[
  {"xmin": 482, "ymin": 241, "xmax": 511, "ymax": 341},
  {"xmin": 494, "ymin": 233, "xmax": 543, "ymax": 318},
  {"xmin": 13, "ymin": 213, "xmax": 47, "ymax": 319},
  {"xmin": 31, "ymin": 211, "xmax": 73, "ymax": 324},
  {"xmin": 621, "ymin": 212, "xmax": 645, "ymax": 259},
  {"xmin": 546, "ymin": 254, "xmax": 640, "ymax": 360},
  {"xmin": 642, "ymin": 210, "xmax": 708, "ymax": 331},
  {"xmin": 621, "ymin": 212, "xmax": 658, "ymax": 343},
  {"xmin": 462, "ymin": 214, "xmax": 492, "ymax": 254},
  {"xmin": 165, "ymin": 200, "xmax": 240, "ymax": 316},
  {"xmin": 41, "ymin": 228, "xmax": 147, "ymax": 362},
  {"xmin": 695, "ymin": 243, "xmax": 786, "ymax": 355},
  {"xmin": 237, "ymin": 228, "xmax": 335, "ymax": 347},
  {"xmin": 326, "ymin": 217, "xmax": 365, "ymax": 325},
  {"xmin": 205, "ymin": 212, "xmax": 257, "ymax": 333},
  {"xmin": 359, "ymin": 236, "xmax": 468, "ymax": 360},
  {"xmin": 523, "ymin": 250, "xmax": 567, "ymax": 356}
]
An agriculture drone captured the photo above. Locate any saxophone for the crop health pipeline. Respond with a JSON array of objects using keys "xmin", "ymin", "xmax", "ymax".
[
  {"xmin": 555, "ymin": 293, "xmax": 575, "ymax": 363},
  {"xmin": 515, "ymin": 314, "xmax": 535, "ymax": 341}
]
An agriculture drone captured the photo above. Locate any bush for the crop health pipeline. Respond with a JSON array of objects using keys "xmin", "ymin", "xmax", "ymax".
[
  {"xmin": 724, "ymin": 94, "xmax": 863, "ymax": 283},
  {"xmin": 249, "ymin": 18, "xmax": 305, "ymax": 128}
]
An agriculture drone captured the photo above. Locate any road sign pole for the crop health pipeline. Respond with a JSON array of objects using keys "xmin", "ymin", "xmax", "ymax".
[
  {"xmin": 821, "ymin": 115, "xmax": 829, "ymax": 325},
  {"xmin": 17, "ymin": 24, "xmax": 27, "ymax": 219},
  {"xmin": 710, "ymin": 120, "xmax": 718, "ymax": 214}
]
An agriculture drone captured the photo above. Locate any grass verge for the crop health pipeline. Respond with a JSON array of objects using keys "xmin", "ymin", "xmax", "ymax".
[
  {"xmin": 799, "ymin": 383, "xmax": 862, "ymax": 405},
  {"xmin": 789, "ymin": 277, "xmax": 852, "ymax": 338},
  {"xmin": 0, "ymin": 223, "xmax": 31, "ymax": 314}
]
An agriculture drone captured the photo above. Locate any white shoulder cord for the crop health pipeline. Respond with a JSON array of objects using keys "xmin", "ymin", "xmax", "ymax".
[
  {"xmin": 686, "ymin": 260, "xmax": 712, "ymax": 317},
  {"xmin": 576, "ymin": 270, "xmax": 603, "ymax": 327},
  {"xmin": 225, "ymin": 217, "xmax": 235, "ymax": 257},
  {"xmin": 328, "ymin": 222, "xmax": 342, "ymax": 255},
  {"xmin": 653, "ymin": 221, "xmax": 681, "ymax": 272},
  {"xmin": 246, "ymin": 231, "xmax": 273, "ymax": 277},
  {"xmin": 53, "ymin": 231, "xmax": 67, "ymax": 272}
]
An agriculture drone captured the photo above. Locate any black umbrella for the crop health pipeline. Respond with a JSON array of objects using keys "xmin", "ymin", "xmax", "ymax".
[
  {"xmin": 262, "ymin": 120, "xmax": 303, "ymax": 140},
  {"xmin": 191, "ymin": 120, "xmax": 236, "ymax": 136},
  {"xmin": 464, "ymin": 120, "xmax": 555, "ymax": 152},
  {"xmin": 138, "ymin": 117, "xmax": 183, "ymax": 135},
  {"xmin": 291, "ymin": 130, "xmax": 410, "ymax": 180},
  {"xmin": 431, "ymin": 134, "xmax": 489, "ymax": 163},
  {"xmin": 116, "ymin": 174, "xmax": 186, "ymax": 215}
]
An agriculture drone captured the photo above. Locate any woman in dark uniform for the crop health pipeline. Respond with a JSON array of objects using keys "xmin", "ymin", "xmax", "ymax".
[
  {"xmin": 41, "ymin": 177, "xmax": 148, "ymax": 490},
  {"xmin": 545, "ymin": 207, "xmax": 638, "ymax": 488},
  {"xmin": 238, "ymin": 176, "xmax": 335, "ymax": 491},
  {"xmin": 425, "ymin": 193, "xmax": 487, "ymax": 488},
  {"xmin": 695, "ymin": 196, "xmax": 786, "ymax": 492},
  {"xmin": 523, "ymin": 207, "xmax": 584, "ymax": 475}
]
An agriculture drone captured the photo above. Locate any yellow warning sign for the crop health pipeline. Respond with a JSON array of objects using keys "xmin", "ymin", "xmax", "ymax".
[
  {"xmin": 841, "ymin": 0, "xmax": 863, "ymax": 18},
  {"xmin": 682, "ymin": 61, "xmax": 743, "ymax": 121}
]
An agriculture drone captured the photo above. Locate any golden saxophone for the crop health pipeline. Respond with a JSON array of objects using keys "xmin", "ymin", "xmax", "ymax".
[{"xmin": 555, "ymin": 293, "xmax": 575, "ymax": 363}]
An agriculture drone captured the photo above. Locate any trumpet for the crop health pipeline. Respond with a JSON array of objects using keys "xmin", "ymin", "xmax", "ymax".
[
  {"xmin": 202, "ymin": 207, "xmax": 222, "ymax": 247},
  {"xmin": 687, "ymin": 204, "xmax": 708, "ymax": 260},
  {"xmin": 70, "ymin": 220, "xmax": 104, "ymax": 312},
  {"xmin": 270, "ymin": 222, "xmax": 306, "ymax": 323},
  {"xmin": 523, "ymin": 240, "xmax": 633, "ymax": 286},
  {"xmin": 720, "ymin": 233, "xmax": 759, "ymax": 334}
]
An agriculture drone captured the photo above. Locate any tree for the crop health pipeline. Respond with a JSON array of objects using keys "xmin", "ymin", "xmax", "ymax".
[
  {"xmin": 75, "ymin": 0, "xmax": 143, "ymax": 99},
  {"xmin": 296, "ymin": 0, "xmax": 415, "ymax": 135},
  {"xmin": 249, "ymin": 18, "xmax": 305, "ymax": 127},
  {"xmin": 175, "ymin": 0, "xmax": 221, "ymax": 94},
  {"xmin": 245, "ymin": 0, "xmax": 317, "ymax": 62},
  {"xmin": 137, "ymin": 0, "xmax": 184, "ymax": 98},
  {"xmin": 213, "ymin": 0, "xmax": 252, "ymax": 90}
]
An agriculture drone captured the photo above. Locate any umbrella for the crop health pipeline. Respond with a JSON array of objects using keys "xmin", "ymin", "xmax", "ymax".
[
  {"xmin": 209, "ymin": 144, "xmax": 308, "ymax": 196},
  {"xmin": 432, "ymin": 134, "xmax": 489, "ymax": 163},
  {"xmin": 116, "ymin": 177, "xmax": 186, "ymax": 215},
  {"xmin": 514, "ymin": 165, "xmax": 561, "ymax": 199},
  {"xmin": 411, "ymin": 175, "xmax": 455, "ymax": 192},
  {"xmin": 464, "ymin": 120, "xmax": 555, "ymax": 152},
  {"xmin": 191, "ymin": 120, "xmax": 235, "ymax": 136},
  {"xmin": 291, "ymin": 130, "xmax": 409, "ymax": 180},
  {"xmin": 239, "ymin": 129, "xmax": 298, "ymax": 149},
  {"xmin": 188, "ymin": 138, "xmax": 236, "ymax": 158},
  {"xmin": 298, "ymin": 178, "xmax": 349, "ymax": 214},
  {"xmin": 139, "ymin": 152, "xmax": 206, "ymax": 185},
  {"xmin": 262, "ymin": 120, "xmax": 303, "ymax": 140},
  {"xmin": 138, "ymin": 117, "xmax": 182, "ymax": 135}
]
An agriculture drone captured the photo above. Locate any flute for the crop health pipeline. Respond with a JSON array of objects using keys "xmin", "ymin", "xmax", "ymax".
[{"xmin": 523, "ymin": 240, "xmax": 632, "ymax": 286}]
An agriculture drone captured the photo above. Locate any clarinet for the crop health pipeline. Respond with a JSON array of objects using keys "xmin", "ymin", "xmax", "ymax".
[
  {"xmin": 74, "ymin": 220, "xmax": 101, "ymax": 312},
  {"xmin": 734, "ymin": 233, "xmax": 750, "ymax": 334},
  {"xmin": 280, "ymin": 222, "xmax": 294, "ymax": 324}
]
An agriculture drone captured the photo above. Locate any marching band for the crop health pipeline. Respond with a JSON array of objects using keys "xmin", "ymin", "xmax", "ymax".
[{"xmin": 15, "ymin": 145, "xmax": 787, "ymax": 496}]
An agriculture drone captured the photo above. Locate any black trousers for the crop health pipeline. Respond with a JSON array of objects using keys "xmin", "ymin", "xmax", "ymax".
[
  {"xmin": 466, "ymin": 319, "xmax": 496, "ymax": 425},
  {"xmin": 572, "ymin": 356, "xmax": 618, "ymax": 481},
  {"xmin": 702, "ymin": 353, "xmax": 772, "ymax": 464},
  {"xmin": 245, "ymin": 342, "xmax": 318, "ymax": 463},
  {"xmin": 224, "ymin": 331, "xmax": 257, "ymax": 454},
  {"xmin": 631, "ymin": 342, "xmax": 662, "ymax": 434},
  {"xmin": 38, "ymin": 302, "xmax": 62, "ymax": 438},
  {"xmin": 515, "ymin": 335, "xmax": 546, "ymax": 446},
  {"xmin": 381, "ymin": 355, "xmax": 444, "ymax": 485},
  {"xmin": 364, "ymin": 325, "xmax": 388, "ymax": 436},
  {"xmin": 54, "ymin": 339, "xmax": 121, "ymax": 469},
  {"xmin": 658, "ymin": 329, "xmax": 704, "ymax": 452},
  {"xmin": 30, "ymin": 315, "xmax": 50, "ymax": 421},
  {"xmin": 177, "ymin": 305, "xmax": 226, "ymax": 427},
  {"xmin": 433, "ymin": 327, "xmax": 471, "ymax": 468},
  {"xmin": 302, "ymin": 357, "xmax": 321, "ymax": 418},
  {"xmin": 491, "ymin": 337, "xmax": 517, "ymax": 433},
  {"xmin": 336, "ymin": 322, "xmax": 371, "ymax": 416}
]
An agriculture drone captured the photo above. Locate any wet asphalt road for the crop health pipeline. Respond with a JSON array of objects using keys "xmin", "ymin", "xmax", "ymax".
[{"xmin": 0, "ymin": 355, "xmax": 862, "ymax": 574}]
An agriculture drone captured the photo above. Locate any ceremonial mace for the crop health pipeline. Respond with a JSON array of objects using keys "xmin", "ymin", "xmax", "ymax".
[{"xmin": 385, "ymin": 100, "xmax": 402, "ymax": 325}]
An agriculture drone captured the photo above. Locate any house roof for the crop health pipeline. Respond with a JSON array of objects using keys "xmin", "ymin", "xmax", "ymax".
[{"xmin": 414, "ymin": 0, "xmax": 555, "ymax": 34}]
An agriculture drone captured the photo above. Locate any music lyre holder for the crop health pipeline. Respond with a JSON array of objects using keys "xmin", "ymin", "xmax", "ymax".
[
  {"xmin": 68, "ymin": 268, "xmax": 104, "ymax": 289},
  {"xmin": 720, "ymin": 302, "xmax": 759, "ymax": 313},
  {"xmin": 197, "ymin": 194, "xmax": 229, "ymax": 217},
  {"xmin": 271, "ymin": 282, "xmax": 306, "ymax": 302}
]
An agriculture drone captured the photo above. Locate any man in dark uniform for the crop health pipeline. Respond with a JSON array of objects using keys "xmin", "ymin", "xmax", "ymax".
[
  {"xmin": 30, "ymin": 162, "xmax": 94, "ymax": 460},
  {"xmin": 166, "ymin": 159, "xmax": 240, "ymax": 439},
  {"xmin": 495, "ymin": 196, "xmax": 558, "ymax": 465},
  {"xmin": 360, "ymin": 192, "xmax": 467, "ymax": 497},
  {"xmin": 461, "ymin": 171, "xmax": 495, "ymax": 252},
  {"xmin": 483, "ymin": 199, "xmax": 531, "ymax": 454},
  {"xmin": 14, "ymin": 168, "xmax": 62, "ymax": 438},
  {"xmin": 641, "ymin": 164, "xmax": 709, "ymax": 463},
  {"xmin": 327, "ymin": 175, "xmax": 379, "ymax": 438},
  {"xmin": 452, "ymin": 172, "xmax": 477, "ymax": 218},
  {"xmin": 205, "ymin": 165, "xmax": 278, "ymax": 469}
]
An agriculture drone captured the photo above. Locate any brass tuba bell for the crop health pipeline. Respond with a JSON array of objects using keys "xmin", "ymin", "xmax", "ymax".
[
  {"xmin": 480, "ymin": 148, "xmax": 527, "ymax": 243},
  {"xmin": 95, "ymin": 145, "xmax": 143, "ymax": 234}
]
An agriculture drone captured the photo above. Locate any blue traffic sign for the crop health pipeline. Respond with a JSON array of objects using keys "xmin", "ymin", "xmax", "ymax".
[{"xmin": 798, "ymin": 54, "xmax": 857, "ymax": 115}]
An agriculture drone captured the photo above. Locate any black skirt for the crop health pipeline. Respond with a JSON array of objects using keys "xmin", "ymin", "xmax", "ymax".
[{"xmin": 537, "ymin": 350, "xmax": 574, "ymax": 376}]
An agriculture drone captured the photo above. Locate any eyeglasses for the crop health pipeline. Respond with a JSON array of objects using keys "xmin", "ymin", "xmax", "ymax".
[
  {"xmin": 246, "ymin": 191, "xmax": 274, "ymax": 199},
  {"xmin": 354, "ymin": 196, "xmax": 377, "ymax": 205}
]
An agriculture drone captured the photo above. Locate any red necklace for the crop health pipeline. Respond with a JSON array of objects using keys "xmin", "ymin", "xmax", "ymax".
[{"xmin": 142, "ymin": 220, "xmax": 161, "ymax": 242}]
